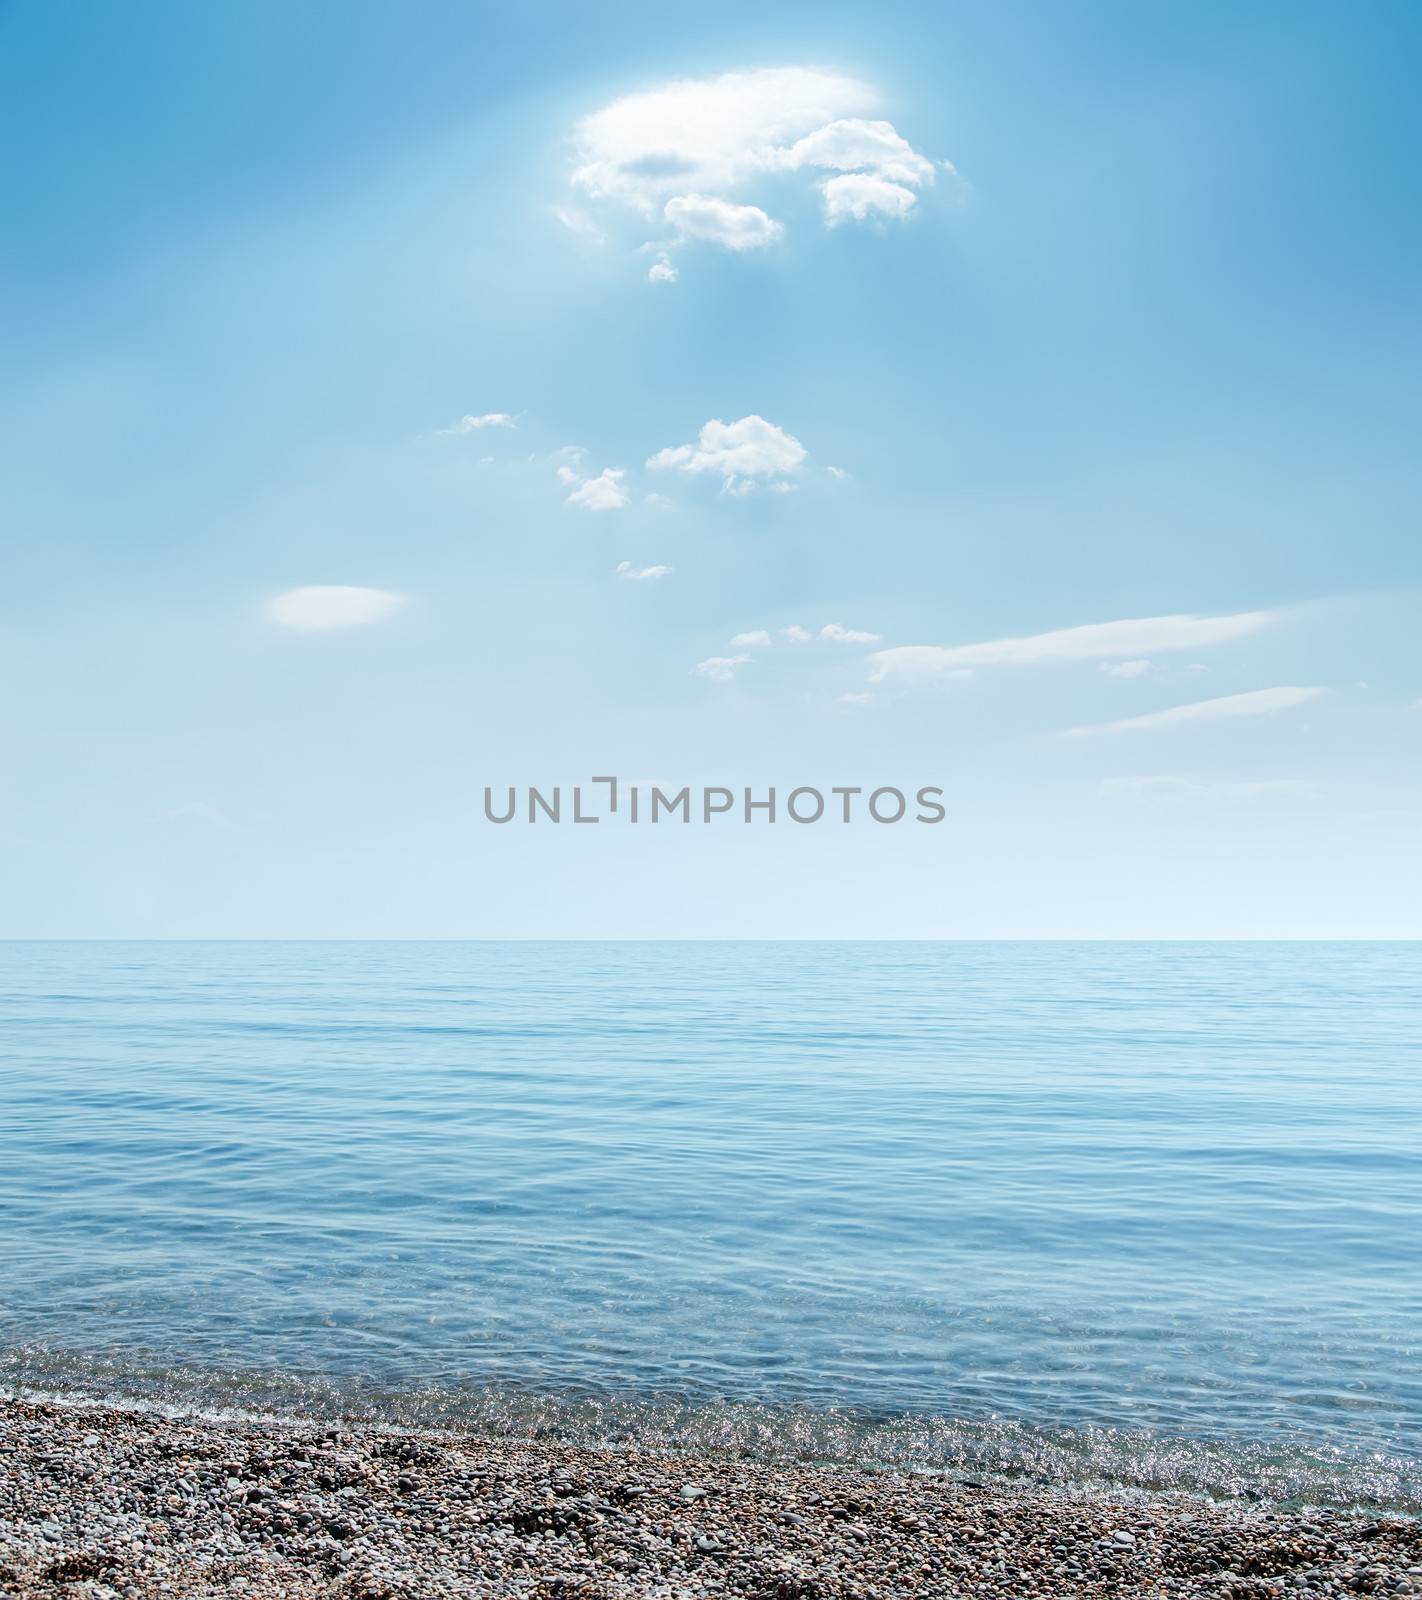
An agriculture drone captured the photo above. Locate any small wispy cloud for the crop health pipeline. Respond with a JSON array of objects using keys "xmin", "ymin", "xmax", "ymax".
[
  {"xmin": 1099, "ymin": 659, "xmax": 1154, "ymax": 679},
  {"xmin": 436, "ymin": 412, "xmax": 515, "ymax": 436},
  {"xmin": 729, "ymin": 621, "xmax": 880, "ymax": 650},
  {"xmin": 692, "ymin": 655, "xmax": 752, "ymax": 682},
  {"xmin": 870, "ymin": 610, "xmax": 1274, "ymax": 681},
  {"xmin": 553, "ymin": 206, "xmax": 604, "ymax": 244},
  {"xmin": 864, "ymin": 647, "xmax": 975, "ymax": 685},
  {"xmin": 615, "ymin": 560, "xmax": 673, "ymax": 581},
  {"xmin": 1063, "ymin": 686, "xmax": 1323, "ymax": 737},
  {"xmin": 269, "ymin": 586, "xmax": 403, "ymax": 630}
]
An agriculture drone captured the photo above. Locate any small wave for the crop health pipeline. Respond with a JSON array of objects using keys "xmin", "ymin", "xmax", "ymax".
[{"xmin": 3, "ymin": 1347, "xmax": 1416, "ymax": 1515}]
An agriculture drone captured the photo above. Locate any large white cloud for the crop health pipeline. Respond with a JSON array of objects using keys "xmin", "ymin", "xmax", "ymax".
[
  {"xmin": 1063, "ymin": 686, "xmax": 1322, "ymax": 737},
  {"xmin": 869, "ymin": 611, "xmax": 1274, "ymax": 680},
  {"xmin": 648, "ymin": 415, "xmax": 806, "ymax": 489},
  {"xmin": 570, "ymin": 67, "xmax": 943, "ymax": 273},
  {"xmin": 269, "ymin": 586, "xmax": 402, "ymax": 630}
]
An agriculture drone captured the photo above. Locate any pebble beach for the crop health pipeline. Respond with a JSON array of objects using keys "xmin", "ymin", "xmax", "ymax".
[{"xmin": 2, "ymin": 1399, "xmax": 1418, "ymax": 1600}]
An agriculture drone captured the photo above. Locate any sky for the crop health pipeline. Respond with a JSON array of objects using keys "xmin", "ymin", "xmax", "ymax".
[{"xmin": 1, "ymin": 0, "xmax": 1419, "ymax": 938}]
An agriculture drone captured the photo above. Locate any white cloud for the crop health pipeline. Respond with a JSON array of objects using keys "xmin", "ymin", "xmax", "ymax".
[
  {"xmin": 553, "ymin": 451, "xmax": 623, "ymax": 512},
  {"xmin": 648, "ymin": 415, "xmax": 807, "ymax": 490},
  {"xmin": 563, "ymin": 466, "xmax": 631, "ymax": 511},
  {"xmin": 644, "ymin": 492, "xmax": 674, "ymax": 510},
  {"xmin": 569, "ymin": 67, "xmax": 941, "ymax": 274},
  {"xmin": 781, "ymin": 118, "xmax": 936, "ymax": 186},
  {"xmin": 838, "ymin": 691, "xmax": 875, "ymax": 707},
  {"xmin": 1101, "ymin": 776, "xmax": 1319, "ymax": 802},
  {"xmin": 269, "ymin": 586, "xmax": 403, "ymax": 630},
  {"xmin": 1063, "ymin": 686, "xmax": 1323, "ymax": 737},
  {"xmin": 615, "ymin": 560, "xmax": 673, "ymax": 581},
  {"xmin": 827, "ymin": 465, "xmax": 850, "ymax": 480},
  {"xmin": 1099, "ymin": 658, "xmax": 1154, "ymax": 679},
  {"xmin": 665, "ymin": 194, "xmax": 782, "ymax": 251},
  {"xmin": 553, "ymin": 206, "xmax": 604, "ymax": 243},
  {"xmin": 726, "ymin": 621, "xmax": 878, "ymax": 648},
  {"xmin": 821, "ymin": 173, "xmax": 920, "ymax": 224},
  {"xmin": 648, "ymin": 252, "xmax": 679, "ymax": 283},
  {"xmin": 869, "ymin": 610, "xmax": 1274, "ymax": 680},
  {"xmin": 693, "ymin": 655, "xmax": 751, "ymax": 682},
  {"xmin": 436, "ymin": 412, "xmax": 514, "ymax": 436},
  {"xmin": 865, "ymin": 648, "xmax": 975, "ymax": 684}
]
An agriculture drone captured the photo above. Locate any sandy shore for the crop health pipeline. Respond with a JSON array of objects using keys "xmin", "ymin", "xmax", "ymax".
[{"xmin": 1, "ymin": 1398, "xmax": 1418, "ymax": 1599}]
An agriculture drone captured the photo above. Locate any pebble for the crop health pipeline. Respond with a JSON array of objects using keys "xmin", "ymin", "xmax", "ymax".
[{"xmin": 0, "ymin": 1396, "xmax": 1417, "ymax": 1599}]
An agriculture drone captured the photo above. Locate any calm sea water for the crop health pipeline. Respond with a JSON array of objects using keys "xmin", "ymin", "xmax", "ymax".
[{"xmin": 1, "ymin": 941, "xmax": 1418, "ymax": 1507}]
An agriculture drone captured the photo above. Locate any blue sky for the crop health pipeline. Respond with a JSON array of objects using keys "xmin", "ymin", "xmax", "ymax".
[{"xmin": 2, "ymin": 0, "xmax": 1419, "ymax": 937}]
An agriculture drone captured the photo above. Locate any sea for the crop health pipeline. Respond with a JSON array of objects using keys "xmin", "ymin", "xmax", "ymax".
[{"xmin": 1, "ymin": 940, "xmax": 1418, "ymax": 1509}]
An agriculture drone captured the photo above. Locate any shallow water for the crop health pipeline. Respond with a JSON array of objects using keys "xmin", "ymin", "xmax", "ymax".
[{"xmin": 1, "ymin": 941, "xmax": 1418, "ymax": 1505}]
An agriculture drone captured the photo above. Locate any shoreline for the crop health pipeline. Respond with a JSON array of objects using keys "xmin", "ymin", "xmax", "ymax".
[{"xmin": 2, "ymin": 1399, "xmax": 1419, "ymax": 1598}]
